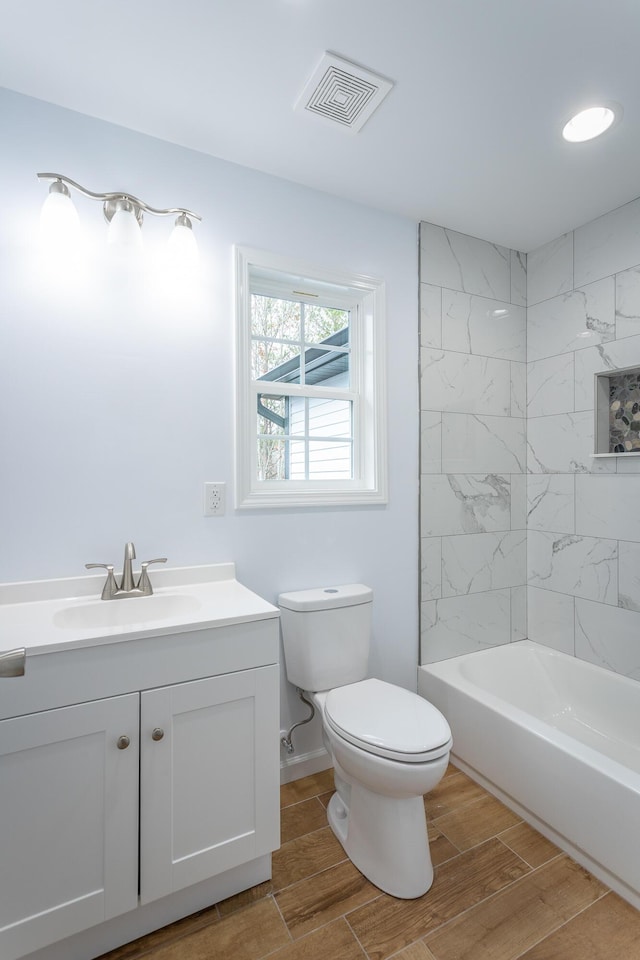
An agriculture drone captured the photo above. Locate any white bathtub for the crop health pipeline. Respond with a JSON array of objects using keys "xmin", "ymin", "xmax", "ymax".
[{"xmin": 419, "ymin": 640, "xmax": 640, "ymax": 909}]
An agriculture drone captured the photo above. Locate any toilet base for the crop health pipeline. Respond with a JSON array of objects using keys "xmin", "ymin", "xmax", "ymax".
[{"xmin": 327, "ymin": 781, "xmax": 434, "ymax": 899}]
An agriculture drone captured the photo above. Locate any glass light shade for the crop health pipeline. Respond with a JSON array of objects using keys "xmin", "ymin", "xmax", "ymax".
[
  {"xmin": 107, "ymin": 206, "xmax": 143, "ymax": 248},
  {"xmin": 168, "ymin": 216, "xmax": 199, "ymax": 270},
  {"xmin": 562, "ymin": 106, "xmax": 616, "ymax": 142},
  {"xmin": 39, "ymin": 190, "xmax": 80, "ymax": 247}
]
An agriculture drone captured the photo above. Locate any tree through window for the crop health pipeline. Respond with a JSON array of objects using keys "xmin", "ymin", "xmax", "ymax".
[{"xmin": 252, "ymin": 294, "xmax": 351, "ymax": 481}]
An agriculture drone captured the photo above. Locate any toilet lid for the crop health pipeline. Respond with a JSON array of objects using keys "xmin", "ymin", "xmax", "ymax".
[{"xmin": 324, "ymin": 678, "xmax": 452, "ymax": 763}]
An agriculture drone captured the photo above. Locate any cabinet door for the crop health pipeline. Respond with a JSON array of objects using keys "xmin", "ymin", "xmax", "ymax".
[
  {"xmin": 140, "ymin": 665, "xmax": 279, "ymax": 904},
  {"xmin": 0, "ymin": 694, "xmax": 139, "ymax": 960}
]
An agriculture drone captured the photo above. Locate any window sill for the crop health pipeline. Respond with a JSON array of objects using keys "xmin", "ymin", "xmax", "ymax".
[{"xmin": 236, "ymin": 486, "xmax": 388, "ymax": 509}]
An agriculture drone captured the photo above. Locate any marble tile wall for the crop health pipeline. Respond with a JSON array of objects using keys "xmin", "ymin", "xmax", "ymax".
[
  {"xmin": 527, "ymin": 198, "xmax": 640, "ymax": 680},
  {"xmin": 419, "ymin": 223, "xmax": 527, "ymax": 662},
  {"xmin": 420, "ymin": 200, "xmax": 640, "ymax": 682}
]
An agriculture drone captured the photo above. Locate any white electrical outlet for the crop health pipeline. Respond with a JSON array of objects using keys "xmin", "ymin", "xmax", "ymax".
[{"xmin": 203, "ymin": 482, "xmax": 226, "ymax": 517}]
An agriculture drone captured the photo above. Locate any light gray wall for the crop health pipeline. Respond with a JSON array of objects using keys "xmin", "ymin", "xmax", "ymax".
[
  {"xmin": 418, "ymin": 223, "xmax": 527, "ymax": 662},
  {"xmin": 0, "ymin": 88, "xmax": 419, "ymax": 763},
  {"xmin": 526, "ymin": 198, "xmax": 640, "ymax": 680}
]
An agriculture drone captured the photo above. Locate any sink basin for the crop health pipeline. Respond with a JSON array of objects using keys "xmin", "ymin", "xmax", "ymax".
[
  {"xmin": 53, "ymin": 593, "xmax": 202, "ymax": 630},
  {"xmin": 0, "ymin": 562, "xmax": 279, "ymax": 656}
]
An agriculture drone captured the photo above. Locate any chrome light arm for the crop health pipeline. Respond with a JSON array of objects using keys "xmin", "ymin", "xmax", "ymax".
[{"xmin": 37, "ymin": 173, "xmax": 201, "ymax": 222}]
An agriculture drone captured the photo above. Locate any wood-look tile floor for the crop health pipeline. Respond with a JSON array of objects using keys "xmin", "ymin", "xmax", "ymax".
[{"xmin": 99, "ymin": 765, "xmax": 640, "ymax": 960}]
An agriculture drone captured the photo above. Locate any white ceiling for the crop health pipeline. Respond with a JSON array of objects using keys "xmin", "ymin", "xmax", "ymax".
[{"xmin": 2, "ymin": 0, "xmax": 640, "ymax": 252}]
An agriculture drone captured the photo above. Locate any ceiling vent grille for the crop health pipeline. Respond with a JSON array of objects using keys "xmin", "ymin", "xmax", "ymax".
[{"xmin": 295, "ymin": 52, "xmax": 393, "ymax": 133}]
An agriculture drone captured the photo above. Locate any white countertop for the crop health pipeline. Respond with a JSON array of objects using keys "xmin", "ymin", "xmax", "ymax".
[{"xmin": 0, "ymin": 563, "xmax": 279, "ymax": 656}]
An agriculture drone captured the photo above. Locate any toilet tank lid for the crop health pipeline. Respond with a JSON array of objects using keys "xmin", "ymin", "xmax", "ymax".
[{"xmin": 278, "ymin": 583, "xmax": 373, "ymax": 612}]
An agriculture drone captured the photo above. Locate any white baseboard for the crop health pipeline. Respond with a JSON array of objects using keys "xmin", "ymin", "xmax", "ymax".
[{"xmin": 280, "ymin": 746, "xmax": 332, "ymax": 784}]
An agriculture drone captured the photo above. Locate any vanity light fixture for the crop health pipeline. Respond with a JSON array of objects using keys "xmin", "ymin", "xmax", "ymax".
[
  {"xmin": 167, "ymin": 211, "xmax": 199, "ymax": 265},
  {"xmin": 39, "ymin": 177, "xmax": 81, "ymax": 248},
  {"xmin": 562, "ymin": 105, "xmax": 618, "ymax": 142},
  {"xmin": 37, "ymin": 172, "xmax": 202, "ymax": 258}
]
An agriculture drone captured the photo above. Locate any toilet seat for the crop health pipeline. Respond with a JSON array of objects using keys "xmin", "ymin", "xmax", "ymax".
[{"xmin": 324, "ymin": 678, "xmax": 452, "ymax": 763}]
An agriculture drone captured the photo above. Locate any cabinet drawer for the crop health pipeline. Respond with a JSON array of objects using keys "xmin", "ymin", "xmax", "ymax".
[{"xmin": 0, "ymin": 618, "xmax": 279, "ymax": 721}]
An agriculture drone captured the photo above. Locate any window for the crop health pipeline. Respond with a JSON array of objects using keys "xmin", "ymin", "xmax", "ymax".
[{"xmin": 235, "ymin": 247, "xmax": 387, "ymax": 507}]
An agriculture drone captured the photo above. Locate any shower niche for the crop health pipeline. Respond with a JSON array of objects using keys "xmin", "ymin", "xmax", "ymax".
[{"xmin": 595, "ymin": 365, "xmax": 640, "ymax": 456}]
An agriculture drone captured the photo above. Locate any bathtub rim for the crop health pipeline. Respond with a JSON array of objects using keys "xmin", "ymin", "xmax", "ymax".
[
  {"xmin": 421, "ymin": 640, "xmax": 640, "ymax": 786},
  {"xmin": 419, "ymin": 639, "xmax": 640, "ymax": 911}
]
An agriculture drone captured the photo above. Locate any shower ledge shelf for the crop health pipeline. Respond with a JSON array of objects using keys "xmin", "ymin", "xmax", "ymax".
[{"xmin": 591, "ymin": 452, "xmax": 640, "ymax": 458}]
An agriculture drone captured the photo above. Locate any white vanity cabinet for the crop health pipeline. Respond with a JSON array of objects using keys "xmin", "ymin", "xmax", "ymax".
[
  {"xmin": 0, "ymin": 694, "xmax": 140, "ymax": 960},
  {"xmin": 139, "ymin": 665, "xmax": 279, "ymax": 904},
  {"xmin": 0, "ymin": 569, "xmax": 280, "ymax": 960}
]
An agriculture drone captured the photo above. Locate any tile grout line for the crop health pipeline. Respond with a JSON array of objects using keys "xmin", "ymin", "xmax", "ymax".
[
  {"xmin": 430, "ymin": 793, "xmax": 524, "ymax": 841},
  {"xmin": 339, "ymin": 836, "xmax": 542, "ymax": 960},
  {"xmin": 263, "ymin": 910, "xmax": 373, "ymax": 960},
  {"xmin": 105, "ymin": 914, "xmax": 221, "ymax": 960},
  {"xmin": 273, "ymin": 854, "xmax": 351, "ymax": 896},
  {"xmin": 385, "ymin": 938, "xmax": 438, "ymax": 960},
  {"xmin": 280, "ymin": 793, "xmax": 327, "ymax": 811},
  {"xmin": 268, "ymin": 893, "xmax": 295, "ymax": 946},
  {"xmin": 422, "ymin": 850, "xmax": 608, "ymax": 956},
  {"xmin": 344, "ymin": 914, "xmax": 376, "ymax": 960},
  {"xmin": 509, "ymin": 887, "xmax": 613, "ymax": 960},
  {"xmin": 274, "ymin": 855, "xmax": 376, "ymax": 904},
  {"xmin": 496, "ymin": 834, "xmax": 563, "ymax": 872},
  {"xmin": 279, "ymin": 806, "xmax": 332, "ymax": 845}
]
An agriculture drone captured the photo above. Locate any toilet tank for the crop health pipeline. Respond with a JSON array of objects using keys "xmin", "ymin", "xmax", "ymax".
[{"xmin": 278, "ymin": 584, "xmax": 373, "ymax": 692}]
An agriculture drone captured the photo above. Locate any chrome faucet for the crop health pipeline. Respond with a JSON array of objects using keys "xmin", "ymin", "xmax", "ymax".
[
  {"xmin": 86, "ymin": 542, "xmax": 167, "ymax": 600},
  {"xmin": 120, "ymin": 541, "xmax": 136, "ymax": 593}
]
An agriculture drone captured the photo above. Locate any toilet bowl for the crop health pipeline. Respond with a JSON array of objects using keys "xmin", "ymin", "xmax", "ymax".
[
  {"xmin": 314, "ymin": 679, "xmax": 451, "ymax": 897},
  {"xmin": 278, "ymin": 585, "xmax": 452, "ymax": 899}
]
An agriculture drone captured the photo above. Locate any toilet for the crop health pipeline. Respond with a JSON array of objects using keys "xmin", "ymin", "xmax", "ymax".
[{"xmin": 278, "ymin": 583, "xmax": 452, "ymax": 899}]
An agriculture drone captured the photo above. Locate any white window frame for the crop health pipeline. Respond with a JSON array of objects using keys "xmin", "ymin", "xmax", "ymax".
[{"xmin": 235, "ymin": 246, "xmax": 387, "ymax": 508}]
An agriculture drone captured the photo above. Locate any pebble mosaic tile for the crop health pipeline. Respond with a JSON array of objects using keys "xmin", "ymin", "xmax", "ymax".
[{"xmin": 608, "ymin": 369, "xmax": 640, "ymax": 452}]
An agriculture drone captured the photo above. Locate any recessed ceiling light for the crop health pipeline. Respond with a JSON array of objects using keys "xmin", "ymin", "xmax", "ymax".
[{"xmin": 562, "ymin": 105, "xmax": 619, "ymax": 142}]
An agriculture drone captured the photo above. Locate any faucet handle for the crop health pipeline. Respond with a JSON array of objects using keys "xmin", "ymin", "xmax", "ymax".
[
  {"xmin": 138, "ymin": 558, "xmax": 167, "ymax": 596},
  {"xmin": 85, "ymin": 563, "xmax": 117, "ymax": 600}
]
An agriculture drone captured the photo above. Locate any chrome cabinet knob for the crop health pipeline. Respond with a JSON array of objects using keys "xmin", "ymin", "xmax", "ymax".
[
  {"xmin": 117, "ymin": 735, "xmax": 131, "ymax": 750},
  {"xmin": 151, "ymin": 728, "xmax": 165, "ymax": 741}
]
